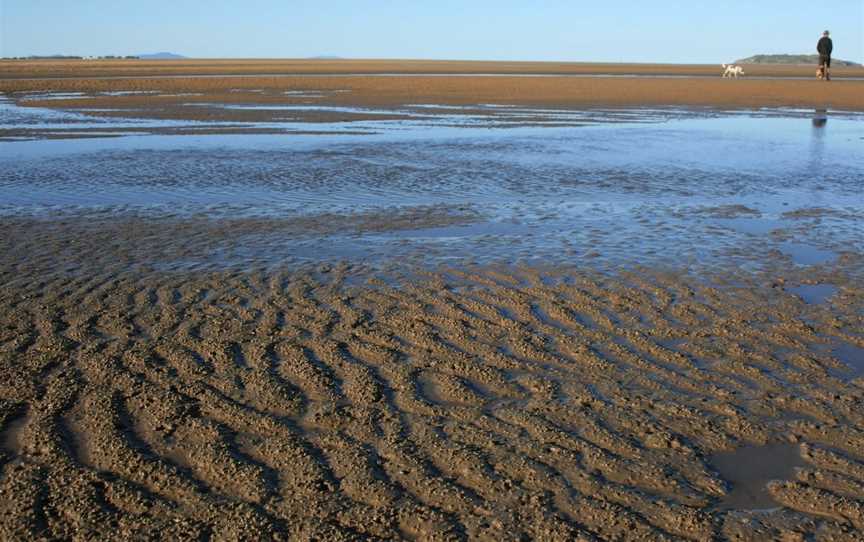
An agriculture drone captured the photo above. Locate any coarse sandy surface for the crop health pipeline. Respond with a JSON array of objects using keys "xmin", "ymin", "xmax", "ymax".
[
  {"xmin": 2, "ymin": 60, "xmax": 864, "ymax": 541},
  {"xmin": 2, "ymin": 234, "xmax": 864, "ymax": 540}
]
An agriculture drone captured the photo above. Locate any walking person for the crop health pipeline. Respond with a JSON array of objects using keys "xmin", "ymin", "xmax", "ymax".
[{"xmin": 817, "ymin": 30, "xmax": 833, "ymax": 81}]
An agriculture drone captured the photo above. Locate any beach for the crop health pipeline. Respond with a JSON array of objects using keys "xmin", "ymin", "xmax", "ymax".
[{"xmin": 1, "ymin": 60, "xmax": 864, "ymax": 540}]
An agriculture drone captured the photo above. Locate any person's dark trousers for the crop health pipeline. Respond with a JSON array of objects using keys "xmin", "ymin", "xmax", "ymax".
[{"xmin": 819, "ymin": 55, "xmax": 831, "ymax": 80}]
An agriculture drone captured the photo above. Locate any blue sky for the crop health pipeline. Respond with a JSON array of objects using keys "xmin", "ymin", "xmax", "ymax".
[{"xmin": 2, "ymin": 0, "xmax": 862, "ymax": 63}]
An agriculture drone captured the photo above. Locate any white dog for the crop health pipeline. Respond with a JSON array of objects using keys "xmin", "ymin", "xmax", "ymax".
[{"xmin": 722, "ymin": 64, "xmax": 746, "ymax": 78}]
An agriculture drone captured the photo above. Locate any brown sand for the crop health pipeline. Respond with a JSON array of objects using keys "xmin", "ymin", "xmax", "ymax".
[
  {"xmin": 2, "ymin": 216, "xmax": 864, "ymax": 539},
  {"xmin": 2, "ymin": 60, "xmax": 864, "ymax": 114}
]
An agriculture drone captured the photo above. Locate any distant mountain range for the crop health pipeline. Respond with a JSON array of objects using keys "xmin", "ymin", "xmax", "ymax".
[
  {"xmin": 736, "ymin": 54, "xmax": 861, "ymax": 67},
  {"xmin": 137, "ymin": 52, "xmax": 187, "ymax": 60}
]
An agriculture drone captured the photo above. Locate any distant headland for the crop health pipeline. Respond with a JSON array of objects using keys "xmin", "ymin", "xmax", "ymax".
[{"xmin": 736, "ymin": 54, "xmax": 861, "ymax": 67}]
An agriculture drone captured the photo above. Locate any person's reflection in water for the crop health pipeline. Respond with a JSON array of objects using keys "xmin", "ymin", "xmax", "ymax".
[
  {"xmin": 809, "ymin": 108, "xmax": 827, "ymax": 175},
  {"xmin": 812, "ymin": 108, "xmax": 828, "ymax": 129}
]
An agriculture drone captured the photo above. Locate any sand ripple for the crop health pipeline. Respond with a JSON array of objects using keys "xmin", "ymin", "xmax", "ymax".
[{"xmin": 1, "ymin": 263, "xmax": 863, "ymax": 540}]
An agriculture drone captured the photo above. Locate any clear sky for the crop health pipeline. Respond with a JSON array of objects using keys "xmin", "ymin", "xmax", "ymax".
[{"xmin": 2, "ymin": 0, "xmax": 862, "ymax": 63}]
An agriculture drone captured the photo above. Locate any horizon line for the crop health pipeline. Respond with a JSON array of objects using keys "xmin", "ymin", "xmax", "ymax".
[{"xmin": 2, "ymin": 55, "xmax": 860, "ymax": 65}]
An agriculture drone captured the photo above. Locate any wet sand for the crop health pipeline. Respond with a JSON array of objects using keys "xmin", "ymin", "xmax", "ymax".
[
  {"xmin": 2, "ymin": 250, "xmax": 864, "ymax": 540},
  {"xmin": 2, "ymin": 61, "xmax": 864, "ymax": 540},
  {"xmin": 2, "ymin": 209, "xmax": 864, "ymax": 540}
]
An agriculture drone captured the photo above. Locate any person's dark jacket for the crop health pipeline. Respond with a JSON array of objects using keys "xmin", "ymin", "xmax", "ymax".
[{"xmin": 818, "ymin": 37, "xmax": 833, "ymax": 56}]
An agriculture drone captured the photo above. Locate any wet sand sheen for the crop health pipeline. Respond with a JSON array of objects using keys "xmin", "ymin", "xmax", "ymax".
[
  {"xmin": 788, "ymin": 284, "xmax": 838, "ymax": 305},
  {"xmin": 710, "ymin": 443, "xmax": 807, "ymax": 510}
]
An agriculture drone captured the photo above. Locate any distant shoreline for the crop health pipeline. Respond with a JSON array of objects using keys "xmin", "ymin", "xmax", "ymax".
[{"xmin": 4, "ymin": 58, "xmax": 864, "ymax": 78}]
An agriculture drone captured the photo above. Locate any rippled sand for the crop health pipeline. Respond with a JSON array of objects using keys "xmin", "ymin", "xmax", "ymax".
[{"xmin": 2, "ymin": 251, "xmax": 864, "ymax": 539}]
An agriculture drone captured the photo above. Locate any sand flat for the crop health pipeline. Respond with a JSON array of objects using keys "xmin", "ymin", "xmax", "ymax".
[
  {"xmin": 2, "ymin": 61, "xmax": 864, "ymax": 540},
  {"xmin": 1, "ymin": 60, "xmax": 864, "ymax": 113},
  {"xmin": 2, "ymin": 256, "xmax": 864, "ymax": 540},
  {"xmin": 2, "ymin": 58, "xmax": 864, "ymax": 79}
]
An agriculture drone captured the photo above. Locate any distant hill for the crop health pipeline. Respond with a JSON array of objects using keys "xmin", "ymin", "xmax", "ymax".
[
  {"xmin": 22, "ymin": 55, "xmax": 84, "ymax": 60},
  {"xmin": 137, "ymin": 52, "xmax": 187, "ymax": 60},
  {"xmin": 736, "ymin": 54, "xmax": 861, "ymax": 67},
  {"xmin": 307, "ymin": 56, "xmax": 343, "ymax": 60}
]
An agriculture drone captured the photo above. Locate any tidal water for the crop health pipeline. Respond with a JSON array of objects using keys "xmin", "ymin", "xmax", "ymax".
[{"xmin": 1, "ymin": 98, "xmax": 862, "ymax": 271}]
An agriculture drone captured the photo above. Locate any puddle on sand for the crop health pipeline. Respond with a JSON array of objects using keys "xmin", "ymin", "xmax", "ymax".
[
  {"xmin": 787, "ymin": 284, "xmax": 838, "ymax": 305},
  {"xmin": 833, "ymin": 342, "xmax": 864, "ymax": 379},
  {"xmin": 0, "ymin": 408, "xmax": 31, "ymax": 456},
  {"xmin": 376, "ymin": 221, "xmax": 529, "ymax": 240},
  {"xmin": 710, "ymin": 443, "xmax": 807, "ymax": 511},
  {"xmin": 780, "ymin": 243, "xmax": 838, "ymax": 266},
  {"xmin": 199, "ymin": 104, "xmax": 425, "ymax": 116},
  {"xmin": 717, "ymin": 217, "xmax": 788, "ymax": 236}
]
